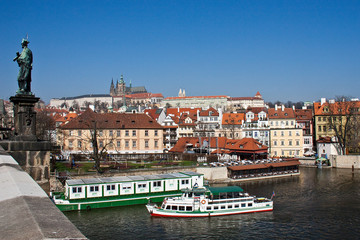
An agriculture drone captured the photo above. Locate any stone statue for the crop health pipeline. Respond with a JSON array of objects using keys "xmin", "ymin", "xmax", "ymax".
[{"xmin": 13, "ymin": 38, "xmax": 33, "ymax": 95}]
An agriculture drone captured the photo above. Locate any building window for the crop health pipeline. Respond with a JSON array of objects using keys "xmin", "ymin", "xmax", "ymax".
[
  {"xmin": 296, "ymin": 131, "xmax": 300, "ymax": 136},
  {"xmin": 145, "ymin": 140, "xmax": 149, "ymax": 148},
  {"xmin": 125, "ymin": 140, "xmax": 129, "ymax": 148},
  {"xmin": 289, "ymin": 140, "xmax": 292, "ymax": 146},
  {"xmin": 274, "ymin": 141, "xmax": 277, "ymax": 146},
  {"xmin": 125, "ymin": 130, "xmax": 129, "ymax": 136},
  {"xmin": 99, "ymin": 130, "xmax": 103, "ymax": 137},
  {"xmin": 78, "ymin": 130, "xmax": 81, "ymax": 136},
  {"xmin": 273, "ymin": 131, "xmax": 277, "ymax": 136},
  {"xmin": 323, "ymin": 126, "xmax": 326, "ymax": 132},
  {"xmin": 289, "ymin": 131, "xmax": 292, "ymax": 136},
  {"xmin": 155, "ymin": 140, "xmax": 158, "ymax": 148},
  {"xmin": 281, "ymin": 131, "xmax": 284, "ymax": 136},
  {"xmin": 281, "ymin": 141, "xmax": 284, "ymax": 146},
  {"xmin": 296, "ymin": 140, "xmax": 300, "ymax": 146},
  {"xmin": 132, "ymin": 130, "xmax": 136, "ymax": 136},
  {"xmin": 145, "ymin": 130, "xmax": 148, "ymax": 136},
  {"xmin": 109, "ymin": 130, "xmax": 113, "ymax": 137},
  {"xmin": 99, "ymin": 140, "xmax": 104, "ymax": 148},
  {"xmin": 304, "ymin": 138, "xmax": 310, "ymax": 145},
  {"xmin": 117, "ymin": 141, "xmax": 120, "ymax": 148},
  {"xmin": 154, "ymin": 130, "xmax": 158, "ymax": 136},
  {"xmin": 69, "ymin": 140, "xmax": 73, "ymax": 148},
  {"xmin": 78, "ymin": 140, "xmax": 82, "ymax": 148},
  {"xmin": 318, "ymin": 126, "xmax": 321, "ymax": 131},
  {"xmin": 117, "ymin": 130, "xmax": 121, "ymax": 137},
  {"xmin": 69, "ymin": 131, "xmax": 73, "ymax": 136},
  {"xmin": 106, "ymin": 184, "xmax": 116, "ymax": 191},
  {"xmin": 132, "ymin": 140, "xmax": 136, "ymax": 148}
]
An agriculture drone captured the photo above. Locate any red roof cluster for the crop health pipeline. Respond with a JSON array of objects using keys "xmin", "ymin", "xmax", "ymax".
[
  {"xmin": 61, "ymin": 109, "xmax": 163, "ymax": 130},
  {"xmin": 170, "ymin": 137, "xmax": 267, "ymax": 154}
]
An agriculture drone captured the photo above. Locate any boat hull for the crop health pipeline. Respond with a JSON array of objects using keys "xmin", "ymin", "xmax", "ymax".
[
  {"xmin": 54, "ymin": 192, "xmax": 182, "ymax": 211},
  {"xmin": 146, "ymin": 204, "xmax": 273, "ymax": 218}
]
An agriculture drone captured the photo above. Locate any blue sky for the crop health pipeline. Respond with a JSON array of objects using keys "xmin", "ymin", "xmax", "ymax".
[{"xmin": 1, "ymin": 0, "xmax": 359, "ymax": 103}]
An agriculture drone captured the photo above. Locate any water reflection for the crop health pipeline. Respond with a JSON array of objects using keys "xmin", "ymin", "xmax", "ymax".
[{"xmin": 65, "ymin": 167, "xmax": 360, "ymax": 240}]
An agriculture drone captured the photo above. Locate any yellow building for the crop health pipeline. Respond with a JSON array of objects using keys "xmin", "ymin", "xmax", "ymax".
[
  {"xmin": 268, "ymin": 105, "xmax": 304, "ymax": 157},
  {"xmin": 59, "ymin": 109, "xmax": 164, "ymax": 155}
]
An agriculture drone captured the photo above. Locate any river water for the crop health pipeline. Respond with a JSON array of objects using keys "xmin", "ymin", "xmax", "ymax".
[{"xmin": 64, "ymin": 167, "xmax": 360, "ymax": 240}]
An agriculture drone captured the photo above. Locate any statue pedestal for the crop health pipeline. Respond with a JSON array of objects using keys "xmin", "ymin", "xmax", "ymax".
[
  {"xmin": 10, "ymin": 94, "xmax": 39, "ymax": 141},
  {"xmin": 0, "ymin": 94, "xmax": 51, "ymax": 183}
]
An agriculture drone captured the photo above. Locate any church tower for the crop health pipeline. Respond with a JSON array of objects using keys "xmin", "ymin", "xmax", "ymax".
[
  {"xmin": 116, "ymin": 74, "xmax": 126, "ymax": 96},
  {"xmin": 110, "ymin": 78, "xmax": 115, "ymax": 96}
]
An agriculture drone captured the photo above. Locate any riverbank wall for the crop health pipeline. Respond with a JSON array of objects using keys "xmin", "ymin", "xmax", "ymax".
[
  {"xmin": 330, "ymin": 155, "xmax": 360, "ymax": 169},
  {"xmin": 0, "ymin": 146, "xmax": 87, "ymax": 240}
]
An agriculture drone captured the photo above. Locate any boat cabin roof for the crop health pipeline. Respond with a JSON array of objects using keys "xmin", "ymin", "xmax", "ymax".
[
  {"xmin": 208, "ymin": 186, "xmax": 244, "ymax": 195},
  {"xmin": 66, "ymin": 171, "xmax": 200, "ymax": 186}
]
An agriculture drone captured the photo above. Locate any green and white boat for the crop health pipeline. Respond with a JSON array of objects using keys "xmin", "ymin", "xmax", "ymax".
[{"xmin": 51, "ymin": 171, "xmax": 204, "ymax": 211}]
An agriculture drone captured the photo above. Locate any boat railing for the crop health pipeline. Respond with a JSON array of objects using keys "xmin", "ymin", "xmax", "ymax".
[{"xmin": 208, "ymin": 197, "xmax": 253, "ymax": 204}]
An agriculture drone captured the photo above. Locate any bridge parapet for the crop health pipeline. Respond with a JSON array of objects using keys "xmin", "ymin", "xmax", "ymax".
[{"xmin": 0, "ymin": 146, "xmax": 87, "ymax": 240}]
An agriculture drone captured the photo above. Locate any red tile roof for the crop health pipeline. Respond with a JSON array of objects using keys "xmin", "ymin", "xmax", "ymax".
[
  {"xmin": 166, "ymin": 108, "xmax": 201, "ymax": 118},
  {"xmin": 144, "ymin": 109, "xmax": 160, "ymax": 120},
  {"xmin": 313, "ymin": 101, "xmax": 360, "ymax": 116},
  {"xmin": 268, "ymin": 107, "xmax": 295, "ymax": 119},
  {"xmin": 61, "ymin": 109, "xmax": 163, "ymax": 130},
  {"xmin": 170, "ymin": 137, "xmax": 267, "ymax": 153},
  {"xmin": 295, "ymin": 109, "xmax": 312, "ymax": 121},
  {"xmin": 199, "ymin": 107, "xmax": 219, "ymax": 116},
  {"xmin": 222, "ymin": 113, "xmax": 245, "ymax": 125}
]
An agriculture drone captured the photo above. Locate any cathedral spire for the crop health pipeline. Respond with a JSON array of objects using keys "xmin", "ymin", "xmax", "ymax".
[
  {"xmin": 120, "ymin": 74, "xmax": 125, "ymax": 84},
  {"xmin": 110, "ymin": 78, "xmax": 115, "ymax": 96}
]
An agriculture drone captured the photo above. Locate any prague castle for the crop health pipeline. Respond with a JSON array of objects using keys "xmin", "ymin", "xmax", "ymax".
[{"xmin": 110, "ymin": 75, "xmax": 147, "ymax": 97}]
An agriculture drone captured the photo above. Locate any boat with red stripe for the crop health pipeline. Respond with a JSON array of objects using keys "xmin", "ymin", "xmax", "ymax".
[{"xmin": 146, "ymin": 186, "xmax": 273, "ymax": 217}]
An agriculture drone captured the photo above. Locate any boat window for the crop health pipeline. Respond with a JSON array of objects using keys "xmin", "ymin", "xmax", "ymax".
[
  {"xmin": 206, "ymin": 206, "xmax": 212, "ymax": 211},
  {"xmin": 72, "ymin": 187, "xmax": 77, "ymax": 193},
  {"xmin": 241, "ymin": 203, "xmax": 246, "ymax": 208},
  {"xmin": 106, "ymin": 184, "xmax": 116, "ymax": 191},
  {"xmin": 90, "ymin": 186, "xmax": 99, "ymax": 192},
  {"xmin": 138, "ymin": 183, "xmax": 147, "ymax": 189},
  {"xmin": 181, "ymin": 179, "xmax": 189, "ymax": 185},
  {"xmin": 153, "ymin": 181, "xmax": 162, "ymax": 187},
  {"xmin": 194, "ymin": 192, "xmax": 202, "ymax": 197},
  {"xmin": 172, "ymin": 205, "xmax": 178, "ymax": 211},
  {"xmin": 122, "ymin": 183, "xmax": 132, "ymax": 190},
  {"xmin": 221, "ymin": 205, "xmax": 226, "ymax": 209},
  {"xmin": 227, "ymin": 192, "xmax": 234, "ymax": 198},
  {"xmin": 77, "ymin": 187, "xmax": 82, "ymax": 193},
  {"xmin": 166, "ymin": 205, "xmax": 171, "ymax": 210},
  {"xmin": 220, "ymin": 193, "xmax": 227, "ymax": 199},
  {"xmin": 179, "ymin": 206, "xmax": 185, "ymax": 211},
  {"xmin": 234, "ymin": 204, "xmax": 239, "ymax": 208},
  {"xmin": 214, "ymin": 206, "xmax": 219, "ymax": 210},
  {"xmin": 188, "ymin": 192, "xmax": 193, "ymax": 198},
  {"xmin": 234, "ymin": 192, "xmax": 240, "ymax": 198},
  {"xmin": 228, "ymin": 205, "xmax": 233, "ymax": 209},
  {"xmin": 186, "ymin": 206, "xmax": 192, "ymax": 211},
  {"xmin": 248, "ymin": 203, "xmax": 253, "ymax": 207}
]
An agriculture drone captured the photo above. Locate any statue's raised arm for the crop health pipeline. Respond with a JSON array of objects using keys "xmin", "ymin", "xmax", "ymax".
[{"xmin": 14, "ymin": 39, "xmax": 33, "ymax": 95}]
